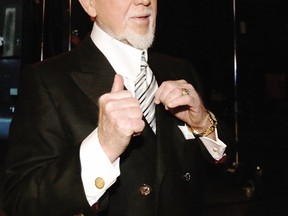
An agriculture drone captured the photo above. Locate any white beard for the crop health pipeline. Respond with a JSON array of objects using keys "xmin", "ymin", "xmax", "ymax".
[
  {"xmin": 120, "ymin": 26, "xmax": 155, "ymax": 50},
  {"xmin": 115, "ymin": 20, "xmax": 155, "ymax": 50},
  {"xmin": 96, "ymin": 16, "xmax": 156, "ymax": 50}
]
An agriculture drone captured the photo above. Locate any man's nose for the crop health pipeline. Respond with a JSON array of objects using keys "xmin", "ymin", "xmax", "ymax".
[{"xmin": 132, "ymin": 0, "xmax": 151, "ymax": 6}]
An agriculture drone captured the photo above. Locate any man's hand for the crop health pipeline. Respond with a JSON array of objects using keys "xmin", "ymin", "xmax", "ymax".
[
  {"xmin": 154, "ymin": 79, "xmax": 209, "ymax": 131},
  {"xmin": 98, "ymin": 74, "xmax": 145, "ymax": 162}
]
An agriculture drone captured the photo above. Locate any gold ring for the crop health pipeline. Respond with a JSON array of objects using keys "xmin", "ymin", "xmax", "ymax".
[{"xmin": 181, "ymin": 88, "xmax": 189, "ymax": 96}]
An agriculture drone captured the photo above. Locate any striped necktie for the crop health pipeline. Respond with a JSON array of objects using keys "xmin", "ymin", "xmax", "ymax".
[{"xmin": 135, "ymin": 52, "xmax": 157, "ymax": 133}]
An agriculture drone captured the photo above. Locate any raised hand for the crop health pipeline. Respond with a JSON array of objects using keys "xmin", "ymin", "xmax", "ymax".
[
  {"xmin": 98, "ymin": 74, "xmax": 145, "ymax": 162},
  {"xmin": 154, "ymin": 79, "xmax": 209, "ymax": 131}
]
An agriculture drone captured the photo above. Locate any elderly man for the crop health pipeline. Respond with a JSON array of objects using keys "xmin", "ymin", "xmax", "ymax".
[{"xmin": 2, "ymin": 0, "xmax": 236, "ymax": 215}]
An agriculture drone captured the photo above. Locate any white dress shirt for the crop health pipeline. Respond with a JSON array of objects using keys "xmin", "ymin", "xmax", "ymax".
[{"xmin": 80, "ymin": 23, "xmax": 226, "ymax": 206}]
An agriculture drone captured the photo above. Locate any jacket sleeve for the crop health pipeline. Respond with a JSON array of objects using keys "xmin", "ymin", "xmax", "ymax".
[{"xmin": 2, "ymin": 66, "xmax": 91, "ymax": 216}]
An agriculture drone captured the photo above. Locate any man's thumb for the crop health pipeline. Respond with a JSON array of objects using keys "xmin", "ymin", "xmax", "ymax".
[{"xmin": 111, "ymin": 74, "xmax": 124, "ymax": 92}]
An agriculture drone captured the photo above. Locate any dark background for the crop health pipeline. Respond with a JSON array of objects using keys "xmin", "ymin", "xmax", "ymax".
[{"xmin": 1, "ymin": 0, "xmax": 288, "ymax": 215}]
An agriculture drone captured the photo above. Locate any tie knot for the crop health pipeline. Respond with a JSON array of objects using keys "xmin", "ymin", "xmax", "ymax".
[{"xmin": 141, "ymin": 52, "xmax": 148, "ymax": 68}]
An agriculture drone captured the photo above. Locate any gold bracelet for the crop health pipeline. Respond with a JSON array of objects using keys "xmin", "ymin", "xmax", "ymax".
[{"xmin": 188, "ymin": 110, "xmax": 217, "ymax": 137}]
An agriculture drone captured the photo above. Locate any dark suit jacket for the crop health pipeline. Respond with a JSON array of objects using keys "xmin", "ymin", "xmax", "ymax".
[{"xmin": 2, "ymin": 36, "xmax": 236, "ymax": 216}]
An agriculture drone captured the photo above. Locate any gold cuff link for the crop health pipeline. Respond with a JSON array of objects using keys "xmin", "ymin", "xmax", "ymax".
[{"xmin": 95, "ymin": 177, "xmax": 105, "ymax": 189}]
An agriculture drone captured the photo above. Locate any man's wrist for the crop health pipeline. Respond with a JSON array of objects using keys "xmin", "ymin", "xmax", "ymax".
[{"xmin": 188, "ymin": 110, "xmax": 217, "ymax": 137}]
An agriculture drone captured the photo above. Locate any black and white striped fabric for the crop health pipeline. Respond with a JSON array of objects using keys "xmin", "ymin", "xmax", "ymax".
[{"xmin": 134, "ymin": 52, "xmax": 157, "ymax": 133}]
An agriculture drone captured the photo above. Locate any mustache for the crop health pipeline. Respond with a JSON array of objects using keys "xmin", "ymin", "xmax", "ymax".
[{"xmin": 128, "ymin": 9, "xmax": 153, "ymax": 18}]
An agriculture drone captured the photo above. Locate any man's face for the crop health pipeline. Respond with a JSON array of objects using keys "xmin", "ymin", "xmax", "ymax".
[{"xmin": 92, "ymin": 0, "xmax": 157, "ymax": 49}]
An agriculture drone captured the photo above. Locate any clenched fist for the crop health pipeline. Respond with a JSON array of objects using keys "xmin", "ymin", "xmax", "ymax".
[{"xmin": 98, "ymin": 74, "xmax": 145, "ymax": 162}]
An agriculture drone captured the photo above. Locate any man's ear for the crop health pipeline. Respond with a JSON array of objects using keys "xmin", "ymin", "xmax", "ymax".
[{"xmin": 79, "ymin": 0, "xmax": 97, "ymax": 17}]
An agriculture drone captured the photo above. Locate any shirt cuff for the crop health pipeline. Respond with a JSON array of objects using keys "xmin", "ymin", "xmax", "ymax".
[
  {"xmin": 80, "ymin": 128, "xmax": 120, "ymax": 206},
  {"xmin": 178, "ymin": 125, "xmax": 227, "ymax": 160}
]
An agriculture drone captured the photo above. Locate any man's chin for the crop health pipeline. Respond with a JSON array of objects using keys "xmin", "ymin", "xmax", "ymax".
[
  {"xmin": 115, "ymin": 28, "xmax": 154, "ymax": 49},
  {"xmin": 127, "ymin": 31, "xmax": 155, "ymax": 49},
  {"xmin": 128, "ymin": 37, "xmax": 154, "ymax": 50}
]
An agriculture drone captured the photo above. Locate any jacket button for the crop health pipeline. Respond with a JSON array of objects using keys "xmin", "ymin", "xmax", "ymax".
[
  {"xmin": 139, "ymin": 184, "xmax": 152, "ymax": 196},
  {"xmin": 183, "ymin": 172, "xmax": 191, "ymax": 182}
]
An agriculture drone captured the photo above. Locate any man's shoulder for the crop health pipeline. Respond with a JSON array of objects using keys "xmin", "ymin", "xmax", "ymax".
[
  {"xmin": 149, "ymin": 51, "xmax": 188, "ymax": 63},
  {"xmin": 25, "ymin": 36, "xmax": 94, "ymax": 73},
  {"xmin": 148, "ymin": 51, "xmax": 195, "ymax": 76},
  {"xmin": 24, "ymin": 46, "xmax": 83, "ymax": 79}
]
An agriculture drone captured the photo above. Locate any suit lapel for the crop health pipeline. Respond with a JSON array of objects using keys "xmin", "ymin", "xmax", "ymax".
[
  {"xmin": 154, "ymin": 98, "xmax": 188, "ymax": 198},
  {"xmin": 71, "ymin": 36, "xmax": 116, "ymax": 105},
  {"xmin": 148, "ymin": 53, "xmax": 188, "ymax": 188},
  {"xmin": 71, "ymin": 71, "xmax": 114, "ymax": 105}
]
